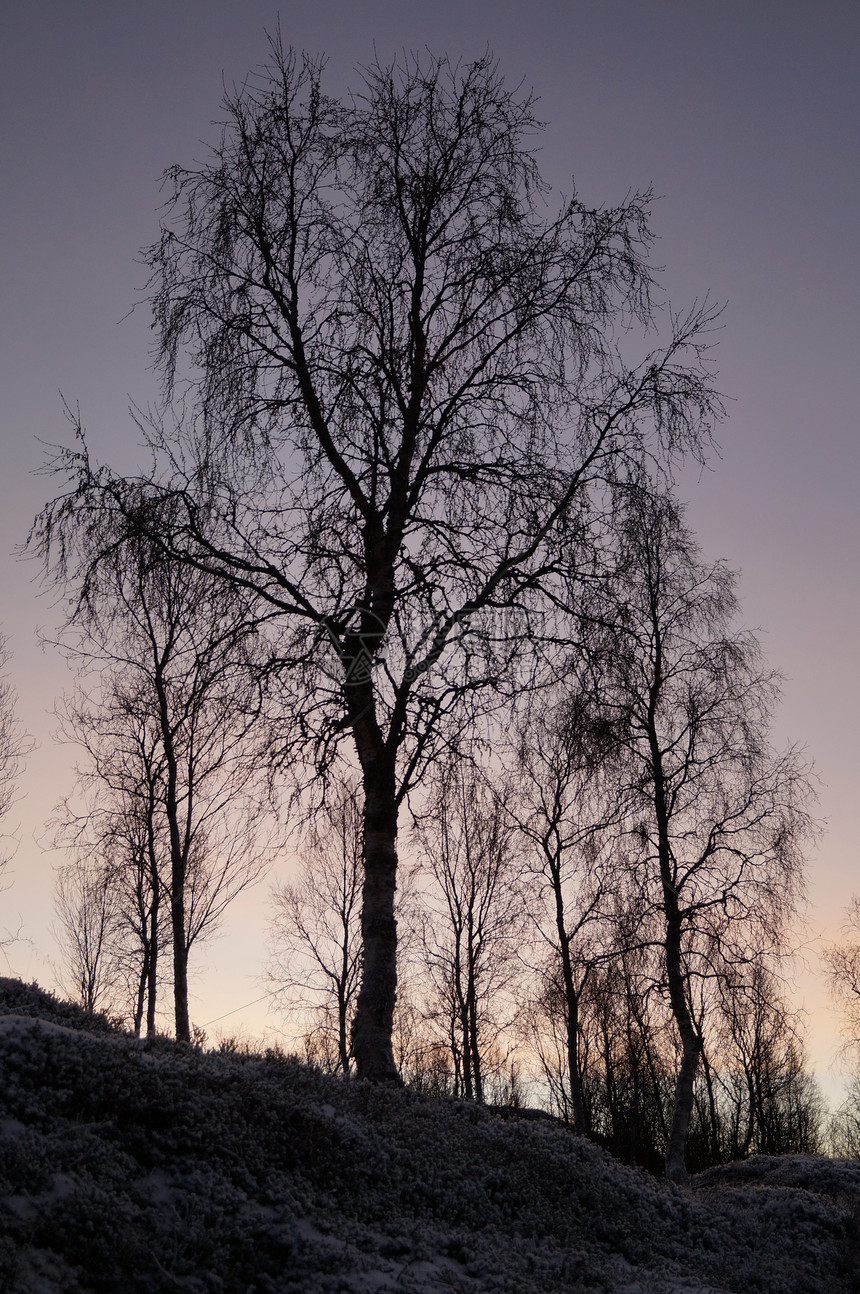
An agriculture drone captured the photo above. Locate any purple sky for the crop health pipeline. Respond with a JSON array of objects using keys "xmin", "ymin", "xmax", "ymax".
[{"xmin": 1, "ymin": 2, "xmax": 857, "ymax": 1069}]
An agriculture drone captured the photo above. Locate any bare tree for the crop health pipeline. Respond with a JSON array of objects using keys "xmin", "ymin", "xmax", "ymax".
[
  {"xmin": 582, "ymin": 942, "xmax": 675, "ymax": 1173},
  {"xmin": 504, "ymin": 688, "xmax": 627, "ymax": 1133},
  {"xmin": 51, "ymin": 694, "xmax": 169, "ymax": 1034},
  {"xmin": 0, "ymin": 632, "xmax": 30, "ymax": 885},
  {"xmin": 827, "ymin": 1087, "xmax": 860, "ymax": 1158},
  {"xmin": 45, "ymin": 529, "xmax": 278, "ymax": 1041},
  {"xmin": 823, "ymin": 899, "xmax": 860, "ymax": 1157},
  {"xmin": 53, "ymin": 850, "xmax": 123, "ymax": 1015},
  {"xmin": 34, "ymin": 43, "xmax": 721, "ymax": 1079},
  {"xmin": 824, "ymin": 896, "xmax": 860, "ymax": 1063},
  {"xmin": 591, "ymin": 487, "xmax": 814, "ymax": 1183},
  {"xmin": 268, "ymin": 778, "xmax": 364, "ymax": 1073},
  {"xmin": 410, "ymin": 761, "xmax": 528, "ymax": 1102},
  {"xmin": 703, "ymin": 962, "xmax": 822, "ymax": 1161}
]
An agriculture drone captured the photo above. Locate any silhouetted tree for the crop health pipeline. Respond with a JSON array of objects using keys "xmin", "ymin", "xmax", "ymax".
[
  {"xmin": 719, "ymin": 972, "xmax": 822, "ymax": 1159},
  {"xmin": 829, "ymin": 1076, "xmax": 860, "ymax": 1159},
  {"xmin": 410, "ymin": 761, "xmax": 527, "ymax": 1101},
  {"xmin": 822, "ymin": 899, "xmax": 860, "ymax": 1158},
  {"xmin": 43, "ymin": 527, "xmax": 278, "ymax": 1041},
  {"xmin": 504, "ymin": 688, "xmax": 626, "ymax": 1133},
  {"xmin": 683, "ymin": 960, "xmax": 822, "ymax": 1169},
  {"xmin": 268, "ymin": 778, "xmax": 364, "ymax": 1074},
  {"xmin": 51, "ymin": 673, "xmax": 169, "ymax": 1034},
  {"xmin": 0, "ymin": 632, "xmax": 30, "ymax": 885},
  {"xmin": 34, "ymin": 41, "xmax": 721, "ymax": 1079},
  {"xmin": 576, "ymin": 935, "xmax": 674, "ymax": 1173},
  {"xmin": 824, "ymin": 896, "xmax": 860, "ymax": 1062},
  {"xmin": 591, "ymin": 488, "xmax": 814, "ymax": 1182},
  {"xmin": 53, "ymin": 850, "xmax": 123, "ymax": 1015}
]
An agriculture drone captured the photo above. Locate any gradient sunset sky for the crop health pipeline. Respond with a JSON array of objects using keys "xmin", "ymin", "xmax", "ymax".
[{"xmin": 0, "ymin": 1, "xmax": 857, "ymax": 1075}]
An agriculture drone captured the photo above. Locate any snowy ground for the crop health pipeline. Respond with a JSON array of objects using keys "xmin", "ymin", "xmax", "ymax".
[{"xmin": 1, "ymin": 978, "xmax": 859, "ymax": 1293}]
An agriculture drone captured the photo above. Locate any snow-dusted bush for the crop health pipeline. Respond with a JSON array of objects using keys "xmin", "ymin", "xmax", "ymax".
[
  {"xmin": 1, "ymin": 978, "xmax": 860, "ymax": 1292},
  {"xmin": 0, "ymin": 976, "xmax": 124, "ymax": 1035}
]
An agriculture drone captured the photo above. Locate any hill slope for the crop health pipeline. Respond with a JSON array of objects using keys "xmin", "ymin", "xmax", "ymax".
[{"xmin": 0, "ymin": 979, "xmax": 858, "ymax": 1293}]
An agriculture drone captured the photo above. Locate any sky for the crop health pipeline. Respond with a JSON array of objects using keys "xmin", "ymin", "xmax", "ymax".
[{"xmin": 0, "ymin": 1, "xmax": 857, "ymax": 1078}]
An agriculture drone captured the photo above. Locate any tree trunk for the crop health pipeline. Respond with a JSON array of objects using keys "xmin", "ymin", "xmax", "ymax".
[
  {"xmin": 133, "ymin": 945, "xmax": 147, "ymax": 1037},
  {"xmin": 468, "ymin": 961, "xmax": 483, "ymax": 1103},
  {"xmin": 459, "ymin": 994, "xmax": 474, "ymax": 1099},
  {"xmin": 172, "ymin": 891, "xmax": 190, "ymax": 1042},
  {"xmin": 133, "ymin": 978, "xmax": 145, "ymax": 1035},
  {"xmin": 337, "ymin": 984, "xmax": 350, "ymax": 1075},
  {"xmin": 648, "ymin": 723, "xmax": 700, "ymax": 1185},
  {"xmin": 699, "ymin": 1045, "xmax": 722, "ymax": 1164},
  {"xmin": 145, "ymin": 806, "xmax": 160, "ymax": 1037},
  {"xmin": 553, "ymin": 880, "xmax": 588, "ymax": 1135},
  {"xmin": 152, "ymin": 658, "xmax": 190, "ymax": 1043},
  {"xmin": 665, "ymin": 1024, "xmax": 700, "ymax": 1184},
  {"xmin": 351, "ymin": 752, "xmax": 401, "ymax": 1082},
  {"xmin": 660, "ymin": 859, "xmax": 701, "ymax": 1184},
  {"xmin": 567, "ymin": 998, "xmax": 588, "ymax": 1134},
  {"xmin": 453, "ymin": 928, "xmax": 474, "ymax": 1099},
  {"xmin": 145, "ymin": 901, "xmax": 159, "ymax": 1037}
]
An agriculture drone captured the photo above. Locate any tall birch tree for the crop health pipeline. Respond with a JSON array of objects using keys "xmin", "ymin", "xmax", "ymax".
[
  {"xmin": 34, "ymin": 42, "xmax": 720, "ymax": 1079},
  {"xmin": 593, "ymin": 488, "xmax": 813, "ymax": 1182}
]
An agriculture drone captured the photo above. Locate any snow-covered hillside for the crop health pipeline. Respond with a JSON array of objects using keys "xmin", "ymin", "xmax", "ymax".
[{"xmin": 0, "ymin": 978, "xmax": 858, "ymax": 1293}]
